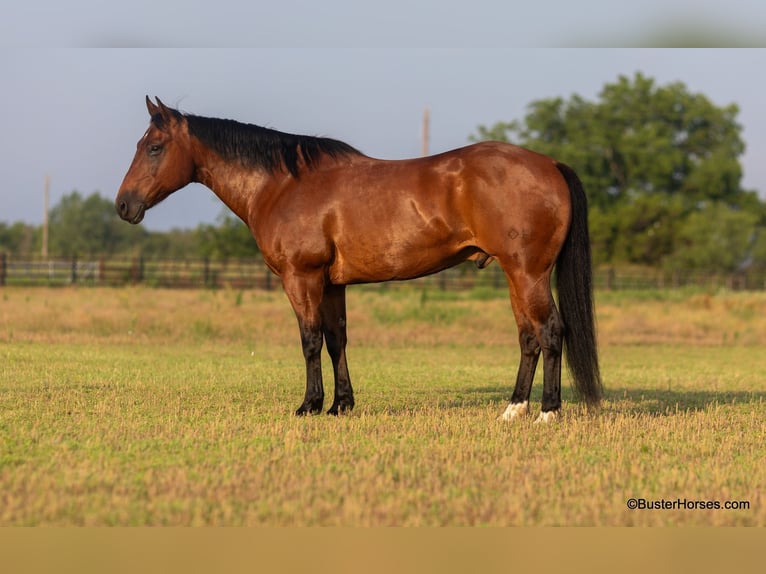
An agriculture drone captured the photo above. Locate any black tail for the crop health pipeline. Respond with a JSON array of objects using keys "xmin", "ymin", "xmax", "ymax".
[{"xmin": 554, "ymin": 162, "xmax": 602, "ymax": 407}]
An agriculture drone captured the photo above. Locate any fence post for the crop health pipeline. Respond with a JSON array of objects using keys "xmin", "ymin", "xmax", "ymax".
[
  {"xmin": 131, "ymin": 256, "xmax": 143, "ymax": 284},
  {"xmin": 70, "ymin": 255, "xmax": 78, "ymax": 284},
  {"xmin": 0, "ymin": 252, "xmax": 6, "ymax": 286},
  {"xmin": 607, "ymin": 267, "xmax": 616, "ymax": 290}
]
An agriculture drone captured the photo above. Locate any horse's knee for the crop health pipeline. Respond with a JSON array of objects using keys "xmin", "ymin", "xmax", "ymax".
[
  {"xmin": 518, "ymin": 328, "xmax": 540, "ymax": 356},
  {"xmin": 300, "ymin": 327, "xmax": 324, "ymax": 359}
]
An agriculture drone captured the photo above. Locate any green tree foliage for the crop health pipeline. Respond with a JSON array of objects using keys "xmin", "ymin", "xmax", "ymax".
[
  {"xmin": 140, "ymin": 227, "xmax": 202, "ymax": 260},
  {"xmin": 0, "ymin": 222, "xmax": 39, "ymax": 256},
  {"xmin": 195, "ymin": 210, "xmax": 260, "ymax": 259},
  {"xmin": 472, "ymin": 72, "xmax": 766, "ymax": 271},
  {"xmin": 3, "ymin": 194, "xmax": 261, "ymax": 260},
  {"xmin": 668, "ymin": 203, "xmax": 759, "ymax": 272},
  {"xmin": 609, "ymin": 194, "xmax": 686, "ymax": 266},
  {"xmin": 48, "ymin": 191, "xmax": 147, "ymax": 257}
]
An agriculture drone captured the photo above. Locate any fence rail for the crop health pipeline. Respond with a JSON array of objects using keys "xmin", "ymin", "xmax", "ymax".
[{"xmin": 1, "ymin": 253, "xmax": 765, "ymax": 291}]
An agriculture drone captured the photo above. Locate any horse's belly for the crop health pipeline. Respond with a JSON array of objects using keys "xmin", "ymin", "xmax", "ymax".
[
  {"xmin": 326, "ymin": 197, "xmax": 476, "ymax": 284},
  {"xmin": 328, "ymin": 242, "xmax": 475, "ymax": 285}
]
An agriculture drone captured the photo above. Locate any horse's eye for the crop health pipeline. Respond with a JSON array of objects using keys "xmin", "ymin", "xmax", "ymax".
[{"xmin": 148, "ymin": 144, "xmax": 163, "ymax": 156}]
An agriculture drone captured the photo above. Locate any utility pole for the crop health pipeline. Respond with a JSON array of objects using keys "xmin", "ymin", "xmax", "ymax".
[
  {"xmin": 42, "ymin": 174, "xmax": 49, "ymax": 259},
  {"xmin": 421, "ymin": 107, "xmax": 430, "ymax": 157}
]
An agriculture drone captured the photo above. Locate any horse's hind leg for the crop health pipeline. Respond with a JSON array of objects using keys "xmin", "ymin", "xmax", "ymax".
[
  {"xmin": 534, "ymin": 292, "xmax": 564, "ymax": 423},
  {"xmin": 499, "ymin": 278, "xmax": 541, "ymax": 421},
  {"xmin": 321, "ymin": 284, "xmax": 354, "ymax": 415},
  {"xmin": 500, "ymin": 268, "xmax": 564, "ymax": 423}
]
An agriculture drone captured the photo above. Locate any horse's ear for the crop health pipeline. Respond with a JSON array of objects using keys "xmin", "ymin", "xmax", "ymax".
[
  {"xmin": 154, "ymin": 97, "xmax": 179, "ymax": 126},
  {"xmin": 146, "ymin": 95, "xmax": 159, "ymax": 117}
]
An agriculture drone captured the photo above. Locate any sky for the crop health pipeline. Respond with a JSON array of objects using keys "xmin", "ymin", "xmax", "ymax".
[
  {"xmin": 3, "ymin": 1, "xmax": 766, "ymax": 48},
  {"xmin": 2, "ymin": 4, "xmax": 766, "ymax": 231}
]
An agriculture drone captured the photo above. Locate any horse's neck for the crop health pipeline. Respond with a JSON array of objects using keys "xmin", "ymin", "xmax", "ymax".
[{"xmin": 194, "ymin": 158, "xmax": 277, "ymax": 224}]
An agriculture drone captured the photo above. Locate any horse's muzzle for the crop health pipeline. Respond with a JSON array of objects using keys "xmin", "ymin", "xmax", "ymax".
[{"xmin": 116, "ymin": 193, "xmax": 146, "ymax": 224}]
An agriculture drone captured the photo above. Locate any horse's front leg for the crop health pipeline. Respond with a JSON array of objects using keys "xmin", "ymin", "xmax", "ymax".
[
  {"xmin": 321, "ymin": 284, "xmax": 354, "ymax": 415},
  {"xmin": 281, "ymin": 270, "xmax": 326, "ymax": 415}
]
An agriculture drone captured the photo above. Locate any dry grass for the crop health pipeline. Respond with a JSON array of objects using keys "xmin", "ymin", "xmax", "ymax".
[
  {"xmin": 1, "ymin": 286, "xmax": 764, "ymax": 525},
  {"xmin": 597, "ymin": 289, "xmax": 766, "ymax": 346}
]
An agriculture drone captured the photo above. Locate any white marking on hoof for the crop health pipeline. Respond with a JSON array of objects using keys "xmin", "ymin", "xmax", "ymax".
[
  {"xmin": 534, "ymin": 410, "xmax": 560, "ymax": 424},
  {"xmin": 499, "ymin": 401, "xmax": 529, "ymax": 421}
]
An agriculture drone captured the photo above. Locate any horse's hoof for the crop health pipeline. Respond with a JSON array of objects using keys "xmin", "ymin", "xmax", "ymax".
[
  {"xmin": 294, "ymin": 401, "xmax": 323, "ymax": 416},
  {"xmin": 534, "ymin": 410, "xmax": 560, "ymax": 424},
  {"xmin": 498, "ymin": 401, "xmax": 529, "ymax": 422},
  {"xmin": 327, "ymin": 398, "xmax": 355, "ymax": 416}
]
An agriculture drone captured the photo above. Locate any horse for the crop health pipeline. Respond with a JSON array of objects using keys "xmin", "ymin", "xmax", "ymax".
[{"xmin": 116, "ymin": 97, "xmax": 601, "ymax": 422}]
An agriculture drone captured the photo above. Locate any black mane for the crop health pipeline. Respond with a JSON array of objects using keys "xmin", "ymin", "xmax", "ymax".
[{"xmin": 165, "ymin": 111, "xmax": 361, "ymax": 177}]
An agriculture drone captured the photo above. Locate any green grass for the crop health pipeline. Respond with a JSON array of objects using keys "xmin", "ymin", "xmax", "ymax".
[{"xmin": 1, "ymin": 286, "xmax": 764, "ymax": 525}]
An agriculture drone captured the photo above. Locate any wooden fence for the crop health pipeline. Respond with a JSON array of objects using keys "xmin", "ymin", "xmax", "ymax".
[
  {"xmin": 1, "ymin": 253, "xmax": 765, "ymax": 291},
  {"xmin": 0, "ymin": 254, "xmax": 277, "ymax": 289}
]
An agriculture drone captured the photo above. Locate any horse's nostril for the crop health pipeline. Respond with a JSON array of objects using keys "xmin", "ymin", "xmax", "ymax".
[{"xmin": 118, "ymin": 200, "xmax": 127, "ymax": 217}]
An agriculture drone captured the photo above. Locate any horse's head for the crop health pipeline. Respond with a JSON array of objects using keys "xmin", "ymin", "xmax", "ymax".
[{"xmin": 115, "ymin": 97, "xmax": 196, "ymax": 224}]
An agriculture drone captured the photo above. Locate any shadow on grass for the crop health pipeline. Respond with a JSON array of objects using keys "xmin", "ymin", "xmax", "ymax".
[
  {"xmin": 602, "ymin": 386, "xmax": 766, "ymax": 416},
  {"xmin": 367, "ymin": 383, "xmax": 766, "ymax": 417}
]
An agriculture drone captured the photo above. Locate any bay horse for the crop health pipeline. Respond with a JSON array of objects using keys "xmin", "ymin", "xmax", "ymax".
[{"xmin": 116, "ymin": 97, "xmax": 601, "ymax": 422}]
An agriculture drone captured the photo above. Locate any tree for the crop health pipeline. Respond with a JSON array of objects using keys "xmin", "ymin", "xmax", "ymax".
[
  {"xmin": 472, "ymin": 72, "xmax": 766, "ymax": 271},
  {"xmin": 609, "ymin": 194, "xmax": 686, "ymax": 267},
  {"xmin": 195, "ymin": 209, "xmax": 260, "ymax": 259},
  {"xmin": 473, "ymin": 73, "xmax": 749, "ymax": 210},
  {"xmin": 140, "ymin": 228, "xmax": 201, "ymax": 259},
  {"xmin": 48, "ymin": 191, "xmax": 147, "ymax": 256},
  {"xmin": 668, "ymin": 203, "xmax": 759, "ymax": 272},
  {"xmin": 0, "ymin": 222, "xmax": 39, "ymax": 256}
]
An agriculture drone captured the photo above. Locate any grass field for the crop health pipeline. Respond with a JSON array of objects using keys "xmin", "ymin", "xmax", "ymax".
[{"xmin": 1, "ymin": 285, "xmax": 764, "ymax": 526}]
